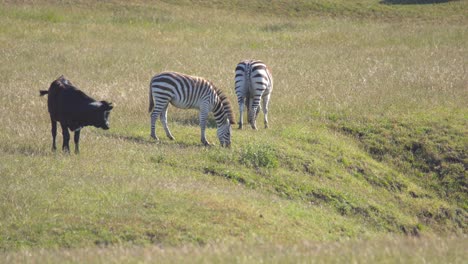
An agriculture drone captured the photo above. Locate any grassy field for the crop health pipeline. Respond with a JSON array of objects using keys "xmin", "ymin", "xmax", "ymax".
[{"xmin": 0, "ymin": 0, "xmax": 467, "ymax": 262}]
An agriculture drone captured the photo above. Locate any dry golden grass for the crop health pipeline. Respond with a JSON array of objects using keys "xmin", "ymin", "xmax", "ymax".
[
  {"xmin": 0, "ymin": 0, "xmax": 466, "ymax": 262},
  {"xmin": 3, "ymin": 236, "xmax": 467, "ymax": 263}
]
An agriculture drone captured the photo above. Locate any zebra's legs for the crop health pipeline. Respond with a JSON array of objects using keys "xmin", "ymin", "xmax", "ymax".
[
  {"xmin": 160, "ymin": 105, "xmax": 175, "ymax": 140},
  {"xmin": 150, "ymin": 109, "xmax": 159, "ymax": 140},
  {"xmin": 150, "ymin": 101, "xmax": 168, "ymax": 141},
  {"xmin": 235, "ymin": 72, "xmax": 248, "ymax": 129},
  {"xmin": 199, "ymin": 105, "xmax": 211, "ymax": 146},
  {"xmin": 262, "ymin": 93, "xmax": 271, "ymax": 129},
  {"xmin": 246, "ymin": 97, "xmax": 251, "ymax": 124},
  {"xmin": 238, "ymin": 96, "xmax": 245, "ymax": 129},
  {"xmin": 249, "ymin": 97, "xmax": 260, "ymax": 130}
]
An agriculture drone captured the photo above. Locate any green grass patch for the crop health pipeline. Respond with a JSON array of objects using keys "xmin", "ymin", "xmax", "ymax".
[
  {"xmin": 239, "ymin": 143, "xmax": 279, "ymax": 169},
  {"xmin": 0, "ymin": 0, "xmax": 466, "ymax": 261},
  {"xmin": 333, "ymin": 110, "xmax": 467, "ymax": 211}
]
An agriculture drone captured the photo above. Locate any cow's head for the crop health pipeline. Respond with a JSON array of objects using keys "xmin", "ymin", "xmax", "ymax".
[
  {"xmin": 100, "ymin": 101, "xmax": 113, "ymax": 130},
  {"xmin": 90, "ymin": 101, "xmax": 113, "ymax": 130}
]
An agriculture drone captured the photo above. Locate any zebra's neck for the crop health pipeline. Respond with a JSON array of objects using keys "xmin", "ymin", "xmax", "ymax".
[{"xmin": 212, "ymin": 99, "xmax": 229, "ymax": 127}]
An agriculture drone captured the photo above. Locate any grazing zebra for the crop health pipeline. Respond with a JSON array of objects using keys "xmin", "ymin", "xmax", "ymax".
[
  {"xmin": 149, "ymin": 71, "xmax": 236, "ymax": 147},
  {"xmin": 234, "ymin": 59, "xmax": 273, "ymax": 130}
]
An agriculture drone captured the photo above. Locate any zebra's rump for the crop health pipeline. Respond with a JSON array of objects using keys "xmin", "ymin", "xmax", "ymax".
[{"xmin": 235, "ymin": 60, "xmax": 273, "ymax": 97}]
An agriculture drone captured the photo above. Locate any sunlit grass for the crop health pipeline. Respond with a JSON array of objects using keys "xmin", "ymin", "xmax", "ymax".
[
  {"xmin": 0, "ymin": 0, "xmax": 466, "ymax": 262},
  {"xmin": 2, "ymin": 236, "xmax": 467, "ymax": 263}
]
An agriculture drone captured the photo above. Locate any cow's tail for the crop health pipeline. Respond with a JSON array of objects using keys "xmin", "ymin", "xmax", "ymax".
[
  {"xmin": 39, "ymin": 90, "xmax": 48, "ymax": 96},
  {"xmin": 148, "ymin": 86, "xmax": 154, "ymax": 113}
]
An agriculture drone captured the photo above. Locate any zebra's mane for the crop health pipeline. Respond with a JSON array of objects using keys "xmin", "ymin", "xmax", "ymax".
[{"xmin": 213, "ymin": 86, "xmax": 236, "ymax": 125}]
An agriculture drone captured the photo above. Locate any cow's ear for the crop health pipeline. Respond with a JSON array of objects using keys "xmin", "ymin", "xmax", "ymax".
[{"xmin": 101, "ymin": 101, "xmax": 113, "ymax": 110}]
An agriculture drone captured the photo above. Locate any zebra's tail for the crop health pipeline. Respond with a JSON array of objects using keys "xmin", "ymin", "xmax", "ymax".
[
  {"xmin": 148, "ymin": 86, "xmax": 154, "ymax": 113},
  {"xmin": 39, "ymin": 90, "xmax": 48, "ymax": 96}
]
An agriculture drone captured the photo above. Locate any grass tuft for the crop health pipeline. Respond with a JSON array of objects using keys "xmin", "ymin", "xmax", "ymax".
[{"xmin": 239, "ymin": 144, "xmax": 279, "ymax": 169}]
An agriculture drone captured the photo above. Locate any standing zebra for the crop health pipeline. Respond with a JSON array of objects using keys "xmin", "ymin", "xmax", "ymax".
[
  {"xmin": 234, "ymin": 60, "xmax": 273, "ymax": 130},
  {"xmin": 149, "ymin": 72, "xmax": 235, "ymax": 147}
]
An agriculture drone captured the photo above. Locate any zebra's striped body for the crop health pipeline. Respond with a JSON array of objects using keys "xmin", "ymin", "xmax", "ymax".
[
  {"xmin": 149, "ymin": 72, "xmax": 235, "ymax": 147},
  {"xmin": 234, "ymin": 60, "xmax": 273, "ymax": 129}
]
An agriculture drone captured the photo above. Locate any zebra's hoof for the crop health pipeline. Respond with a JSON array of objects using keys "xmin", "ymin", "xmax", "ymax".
[
  {"xmin": 151, "ymin": 135, "xmax": 159, "ymax": 141},
  {"xmin": 168, "ymin": 136, "xmax": 175, "ymax": 140}
]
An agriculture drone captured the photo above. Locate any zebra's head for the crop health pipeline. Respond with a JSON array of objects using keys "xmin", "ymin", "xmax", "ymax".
[
  {"xmin": 213, "ymin": 87, "xmax": 236, "ymax": 147},
  {"xmin": 217, "ymin": 118, "xmax": 232, "ymax": 147}
]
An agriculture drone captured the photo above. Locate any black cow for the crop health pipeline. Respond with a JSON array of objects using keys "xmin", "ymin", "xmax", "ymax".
[{"xmin": 39, "ymin": 76, "xmax": 113, "ymax": 153}]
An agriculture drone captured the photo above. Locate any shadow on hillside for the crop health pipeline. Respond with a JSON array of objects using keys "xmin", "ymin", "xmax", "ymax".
[{"xmin": 380, "ymin": 0, "xmax": 453, "ymax": 4}]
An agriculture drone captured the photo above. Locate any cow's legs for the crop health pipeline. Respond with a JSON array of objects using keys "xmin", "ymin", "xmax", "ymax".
[
  {"xmin": 74, "ymin": 129, "xmax": 81, "ymax": 154},
  {"xmin": 60, "ymin": 123, "xmax": 70, "ymax": 152},
  {"xmin": 51, "ymin": 119, "xmax": 57, "ymax": 151}
]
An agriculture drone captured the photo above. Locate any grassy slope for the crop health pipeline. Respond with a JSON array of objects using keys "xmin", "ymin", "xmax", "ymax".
[{"xmin": 0, "ymin": 0, "xmax": 466, "ymax": 261}]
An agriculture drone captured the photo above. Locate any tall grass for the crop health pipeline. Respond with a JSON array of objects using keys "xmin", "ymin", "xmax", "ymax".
[
  {"xmin": 3, "ymin": 236, "xmax": 467, "ymax": 263},
  {"xmin": 0, "ymin": 0, "xmax": 466, "ymax": 262}
]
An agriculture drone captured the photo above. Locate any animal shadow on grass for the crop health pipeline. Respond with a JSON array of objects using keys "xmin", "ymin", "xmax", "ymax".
[
  {"xmin": 380, "ymin": 0, "xmax": 452, "ymax": 4},
  {"xmin": 104, "ymin": 133, "xmax": 153, "ymax": 145},
  {"xmin": 171, "ymin": 115, "xmax": 217, "ymax": 129},
  {"xmin": 104, "ymin": 133, "xmax": 201, "ymax": 149}
]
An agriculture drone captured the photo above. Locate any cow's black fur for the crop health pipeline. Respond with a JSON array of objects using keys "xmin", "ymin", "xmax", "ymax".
[{"xmin": 40, "ymin": 76, "xmax": 113, "ymax": 153}]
